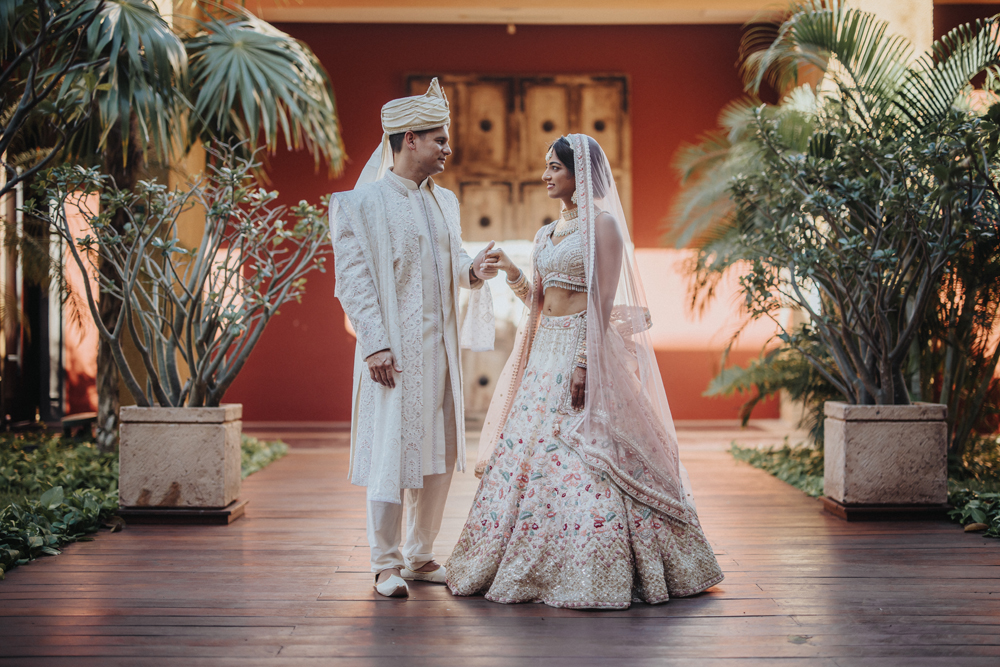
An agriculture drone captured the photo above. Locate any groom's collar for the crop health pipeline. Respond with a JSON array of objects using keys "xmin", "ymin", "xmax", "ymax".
[{"xmin": 385, "ymin": 168, "xmax": 435, "ymax": 195}]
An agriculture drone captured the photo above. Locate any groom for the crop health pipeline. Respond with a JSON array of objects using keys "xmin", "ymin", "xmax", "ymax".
[{"xmin": 331, "ymin": 80, "xmax": 498, "ymax": 598}]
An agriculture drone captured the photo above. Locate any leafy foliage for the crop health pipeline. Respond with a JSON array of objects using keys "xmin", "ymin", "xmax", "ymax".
[
  {"xmin": 671, "ymin": 2, "xmax": 1000, "ymax": 447},
  {"xmin": 948, "ymin": 488, "xmax": 1000, "ymax": 537},
  {"xmin": 732, "ymin": 434, "xmax": 1000, "ymax": 538},
  {"xmin": 0, "ymin": 431, "xmax": 288, "ymax": 578},
  {"xmin": 729, "ymin": 441, "xmax": 825, "ymax": 497},
  {"xmin": 240, "ymin": 436, "xmax": 288, "ymax": 479},
  {"xmin": 33, "ymin": 144, "xmax": 332, "ymax": 407},
  {"xmin": 0, "ymin": 433, "xmax": 118, "ymax": 508},
  {"xmin": 943, "ymin": 434, "xmax": 1000, "ymax": 536},
  {"xmin": 706, "ymin": 343, "xmax": 842, "ymax": 445},
  {"xmin": 0, "ymin": 486, "xmax": 118, "ymax": 579},
  {"xmin": 184, "ymin": 8, "xmax": 344, "ymax": 171}
]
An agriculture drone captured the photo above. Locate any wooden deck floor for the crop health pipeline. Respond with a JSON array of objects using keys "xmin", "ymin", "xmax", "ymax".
[{"xmin": 1, "ymin": 423, "xmax": 998, "ymax": 666}]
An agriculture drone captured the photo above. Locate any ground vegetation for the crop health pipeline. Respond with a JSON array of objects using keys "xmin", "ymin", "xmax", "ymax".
[
  {"xmin": 0, "ymin": 431, "xmax": 287, "ymax": 578},
  {"xmin": 731, "ymin": 435, "xmax": 1000, "ymax": 536}
]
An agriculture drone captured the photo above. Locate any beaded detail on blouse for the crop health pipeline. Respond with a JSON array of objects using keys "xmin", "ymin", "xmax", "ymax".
[{"xmin": 536, "ymin": 226, "xmax": 587, "ymax": 293}]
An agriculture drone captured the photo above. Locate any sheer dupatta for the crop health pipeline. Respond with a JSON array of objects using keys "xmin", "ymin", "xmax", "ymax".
[{"xmin": 477, "ymin": 134, "xmax": 697, "ymax": 526}]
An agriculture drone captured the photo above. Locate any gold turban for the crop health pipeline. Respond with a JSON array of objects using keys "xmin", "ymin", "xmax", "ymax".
[
  {"xmin": 355, "ymin": 79, "xmax": 450, "ymax": 186},
  {"xmin": 381, "ymin": 78, "xmax": 450, "ymax": 135}
]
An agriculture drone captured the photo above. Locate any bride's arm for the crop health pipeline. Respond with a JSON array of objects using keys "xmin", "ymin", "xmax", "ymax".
[
  {"xmin": 492, "ymin": 248, "xmax": 532, "ymax": 305},
  {"xmin": 592, "ymin": 212, "xmax": 624, "ymax": 331},
  {"xmin": 572, "ymin": 212, "xmax": 624, "ymax": 410}
]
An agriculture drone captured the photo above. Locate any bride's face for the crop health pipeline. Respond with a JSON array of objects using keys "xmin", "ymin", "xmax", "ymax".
[{"xmin": 542, "ymin": 152, "xmax": 576, "ymax": 203}]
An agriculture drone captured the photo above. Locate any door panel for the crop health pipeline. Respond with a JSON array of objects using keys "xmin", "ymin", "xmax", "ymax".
[
  {"xmin": 522, "ymin": 84, "xmax": 569, "ymax": 171},
  {"xmin": 459, "ymin": 182, "xmax": 512, "ymax": 242},
  {"xmin": 581, "ymin": 82, "xmax": 624, "ymax": 169},
  {"xmin": 464, "ymin": 82, "xmax": 509, "ymax": 171},
  {"xmin": 518, "ymin": 182, "xmax": 561, "ymax": 241}
]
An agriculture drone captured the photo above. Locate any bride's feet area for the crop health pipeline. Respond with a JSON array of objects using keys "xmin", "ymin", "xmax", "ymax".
[
  {"xmin": 374, "ymin": 568, "xmax": 409, "ymax": 598},
  {"xmin": 400, "ymin": 560, "xmax": 448, "ymax": 584}
]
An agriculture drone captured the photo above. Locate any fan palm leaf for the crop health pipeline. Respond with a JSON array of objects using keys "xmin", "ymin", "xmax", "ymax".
[
  {"xmin": 897, "ymin": 18, "xmax": 1000, "ymax": 128},
  {"xmin": 61, "ymin": 0, "xmax": 186, "ymax": 162},
  {"xmin": 743, "ymin": 0, "xmax": 912, "ymax": 129},
  {"xmin": 185, "ymin": 8, "xmax": 344, "ymax": 173}
]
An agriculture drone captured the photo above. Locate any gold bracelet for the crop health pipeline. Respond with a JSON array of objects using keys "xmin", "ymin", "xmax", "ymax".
[
  {"xmin": 574, "ymin": 329, "xmax": 587, "ymax": 369},
  {"xmin": 507, "ymin": 270, "xmax": 530, "ymax": 299}
]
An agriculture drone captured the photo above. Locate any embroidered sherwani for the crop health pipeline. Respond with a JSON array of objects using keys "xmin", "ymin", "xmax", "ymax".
[{"xmin": 332, "ymin": 169, "xmax": 493, "ymax": 572}]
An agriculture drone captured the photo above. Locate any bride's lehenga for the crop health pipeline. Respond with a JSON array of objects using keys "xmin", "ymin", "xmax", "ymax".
[{"xmin": 446, "ymin": 198, "xmax": 724, "ymax": 608}]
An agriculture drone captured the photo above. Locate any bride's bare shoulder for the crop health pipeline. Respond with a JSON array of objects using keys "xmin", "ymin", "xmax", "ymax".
[{"xmin": 594, "ymin": 210, "xmax": 622, "ymax": 241}]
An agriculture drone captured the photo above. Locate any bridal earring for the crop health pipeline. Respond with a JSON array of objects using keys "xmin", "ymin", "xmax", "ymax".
[{"xmin": 571, "ymin": 191, "xmax": 578, "ymax": 205}]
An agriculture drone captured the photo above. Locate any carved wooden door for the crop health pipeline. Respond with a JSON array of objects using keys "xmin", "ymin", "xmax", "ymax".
[{"xmin": 407, "ymin": 74, "xmax": 631, "ymax": 418}]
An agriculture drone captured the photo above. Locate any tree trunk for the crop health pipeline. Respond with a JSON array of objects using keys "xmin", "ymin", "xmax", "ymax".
[{"xmin": 96, "ymin": 115, "xmax": 143, "ymax": 452}]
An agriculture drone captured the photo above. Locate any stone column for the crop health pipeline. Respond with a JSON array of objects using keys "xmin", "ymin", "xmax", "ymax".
[{"xmin": 855, "ymin": 0, "xmax": 933, "ymax": 57}]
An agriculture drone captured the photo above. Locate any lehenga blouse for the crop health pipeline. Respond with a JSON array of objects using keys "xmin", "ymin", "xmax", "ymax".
[{"xmin": 535, "ymin": 225, "xmax": 587, "ymax": 294}]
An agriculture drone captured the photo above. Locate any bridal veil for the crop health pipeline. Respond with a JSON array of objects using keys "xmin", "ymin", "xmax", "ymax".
[{"xmin": 477, "ymin": 134, "xmax": 698, "ymax": 524}]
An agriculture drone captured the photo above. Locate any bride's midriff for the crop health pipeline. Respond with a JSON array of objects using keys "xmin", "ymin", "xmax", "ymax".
[{"xmin": 542, "ymin": 286, "xmax": 588, "ymax": 317}]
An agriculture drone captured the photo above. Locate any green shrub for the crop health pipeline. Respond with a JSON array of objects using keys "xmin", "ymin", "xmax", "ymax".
[
  {"xmin": 0, "ymin": 486, "xmax": 118, "ymax": 579},
  {"xmin": 1, "ymin": 431, "xmax": 288, "ymax": 579},
  {"xmin": 241, "ymin": 436, "xmax": 289, "ymax": 479},
  {"xmin": 0, "ymin": 434, "xmax": 118, "ymax": 509},
  {"xmin": 729, "ymin": 441, "xmax": 825, "ymax": 497},
  {"xmin": 731, "ymin": 434, "xmax": 1000, "ymax": 537}
]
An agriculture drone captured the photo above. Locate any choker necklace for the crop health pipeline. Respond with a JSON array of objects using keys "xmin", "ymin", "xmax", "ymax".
[
  {"xmin": 561, "ymin": 207, "xmax": 579, "ymax": 221},
  {"xmin": 553, "ymin": 223, "xmax": 578, "ymax": 238}
]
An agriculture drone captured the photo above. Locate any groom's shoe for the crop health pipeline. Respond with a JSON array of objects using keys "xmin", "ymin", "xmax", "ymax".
[
  {"xmin": 400, "ymin": 561, "xmax": 448, "ymax": 584},
  {"xmin": 374, "ymin": 568, "xmax": 408, "ymax": 598}
]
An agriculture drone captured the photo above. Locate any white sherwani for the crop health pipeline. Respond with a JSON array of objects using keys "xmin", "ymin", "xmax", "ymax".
[{"xmin": 331, "ymin": 169, "xmax": 494, "ymax": 506}]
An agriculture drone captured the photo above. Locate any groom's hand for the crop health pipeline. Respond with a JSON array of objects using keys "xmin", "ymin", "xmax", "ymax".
[
  {"xmin": 366, "ymin": 349, "xmax": 401, "ymax": 388},
  {"xmin": 473, "ymin": 241, "xmax": 500, "ymax": 280}
]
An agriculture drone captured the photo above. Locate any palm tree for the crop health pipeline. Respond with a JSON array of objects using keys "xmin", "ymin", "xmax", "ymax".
[
  {"xmin": 55, "ymin": 0, "xmax": 344, "ymax": 449},
  {"xmin": 669, "ymin": 1, "xmax": 1000, "ymax": 452}
]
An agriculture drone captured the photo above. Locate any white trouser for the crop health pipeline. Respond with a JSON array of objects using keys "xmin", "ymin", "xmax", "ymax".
[{"xmin": 367, "ymin": 386, "xmax": 457, "ymax": 573}]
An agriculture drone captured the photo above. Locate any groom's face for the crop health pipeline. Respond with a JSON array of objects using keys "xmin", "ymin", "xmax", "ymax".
[{"xmin": 409, "ymin": 126, "xmax": 452, "ymax": 176}]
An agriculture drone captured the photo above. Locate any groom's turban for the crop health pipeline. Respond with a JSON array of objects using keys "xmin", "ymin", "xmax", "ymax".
[
  {"xmin": 381, "ymin": 78, "xmax": 450, "ymax": 135},
  {"xmin": 354, "ymin": 78, "xmax": 450, "ymax": 186}
]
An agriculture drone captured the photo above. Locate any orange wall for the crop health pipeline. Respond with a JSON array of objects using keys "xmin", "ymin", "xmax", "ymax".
[{"xmin": 223, "ymin": 22, "xmax": 777, "ymax": 422}]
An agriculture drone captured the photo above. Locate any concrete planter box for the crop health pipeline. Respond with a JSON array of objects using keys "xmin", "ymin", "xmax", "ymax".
[
  {"xmin": 118, "ymin": 405, "xmax": 244, "ymax": 522},
  {"xmin": 823, "ymin": 401, "xmax": 948, "ymax": 520}
]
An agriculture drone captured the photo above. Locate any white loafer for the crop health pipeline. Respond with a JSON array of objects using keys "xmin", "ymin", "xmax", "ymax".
[
  {"xmin": 400, "ymin": 564, "xmax": 447, "ymax": 584},
  {"xmin": 373, "ymin": 573, "xmax": 409, "ymax": 598}
]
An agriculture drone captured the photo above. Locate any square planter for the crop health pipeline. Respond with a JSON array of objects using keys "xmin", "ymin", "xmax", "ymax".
[
  {"xmin": 823, "ymin": 401, "xmax": 949, "ymax": 521},
  {"xmin": 118, "ymin": 404, "xmax": 245, "ymax": 523}
]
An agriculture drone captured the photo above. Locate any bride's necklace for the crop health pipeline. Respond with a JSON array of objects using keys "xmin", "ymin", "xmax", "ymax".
[{"xmin": 553, "ymin": 207, "xmax": 579, "ymax": 238}]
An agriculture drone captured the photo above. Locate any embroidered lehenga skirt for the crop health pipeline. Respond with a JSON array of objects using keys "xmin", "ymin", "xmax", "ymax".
[{"xmin": 446, "ymin": 312, "xmax": 724, "ymax": 609}]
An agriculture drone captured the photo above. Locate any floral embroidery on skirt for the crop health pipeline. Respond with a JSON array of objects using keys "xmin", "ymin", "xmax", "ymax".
[{"xmin": 446, "ymin": 312, "xmax": 724, "ymax": 609}]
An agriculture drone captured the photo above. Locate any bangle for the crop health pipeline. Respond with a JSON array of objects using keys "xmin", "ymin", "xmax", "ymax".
[
  {"xmin": 469, "ymin": 266, "xmax": 479, "ymax": 284},
  {"xmin": 574, "ymin": 326, "xmax": 587, "ymax": 369},
  {"xmin": 506, "ymin": 270, "xmax": 530, "ymax": 299}
]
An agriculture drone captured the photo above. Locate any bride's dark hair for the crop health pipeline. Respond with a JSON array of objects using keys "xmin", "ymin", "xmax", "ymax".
[{"xmin": 550, "ymin": 135, "xmax": 611, "ymax": 200}]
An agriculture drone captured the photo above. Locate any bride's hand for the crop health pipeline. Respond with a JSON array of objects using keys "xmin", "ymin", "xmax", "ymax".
[
  {"xmin": 487, "ymin": 247, "xmax": 519, "ymax": 278},
  {"xmin": 571, "ymin": 366, "xmax": 586, "ymax": 410}
]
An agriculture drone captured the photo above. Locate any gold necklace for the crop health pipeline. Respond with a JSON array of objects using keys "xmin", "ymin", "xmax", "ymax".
[{"xmin": 553, "ymin": 206, "xmax": 580, "ymax": 237}]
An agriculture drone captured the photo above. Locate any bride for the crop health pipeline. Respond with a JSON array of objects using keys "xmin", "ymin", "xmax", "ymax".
[{"xmin": 445, "ymin": 134, "xmax": 724, "ymax": 609}]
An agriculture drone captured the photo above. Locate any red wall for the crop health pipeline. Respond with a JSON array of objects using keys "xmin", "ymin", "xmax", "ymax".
[
  {"xmin": 223, "ymin": 22, "xmax": 773, "ymax": 422},
  {"xmin": 934, "ymin": 3, "xmax": 1000, "ymax": 39}
]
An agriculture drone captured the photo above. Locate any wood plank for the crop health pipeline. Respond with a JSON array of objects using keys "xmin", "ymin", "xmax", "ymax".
[{"xmin": 1, "ymin": 425, "xmax": 998, "ymax": 665}]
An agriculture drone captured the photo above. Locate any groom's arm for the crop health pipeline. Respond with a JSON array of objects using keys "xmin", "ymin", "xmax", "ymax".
[
  {"xmin": 458, "ymin": 248, "xmax": 483, "ymax": 290},
  {"xmin": 331, "ymin": 198, "xmax": 391, "ymax": 359}
]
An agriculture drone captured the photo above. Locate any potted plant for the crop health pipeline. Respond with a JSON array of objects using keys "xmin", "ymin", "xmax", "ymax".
[
  {"xmin": 33, "ymin": 144, "xmax": 330, "ymax": 522},
  {"xmin": 670, "ymin": 1, "xmax": 1000, "ymax": 519}
]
